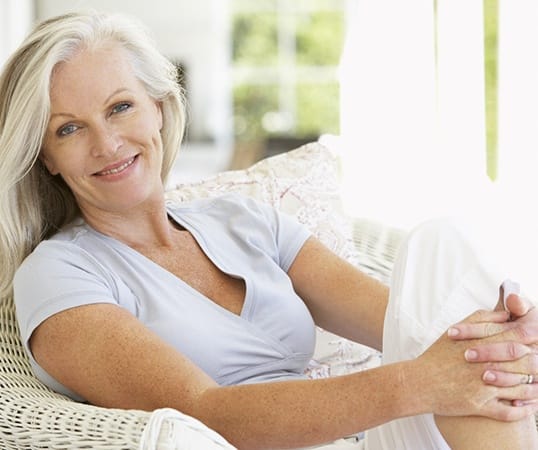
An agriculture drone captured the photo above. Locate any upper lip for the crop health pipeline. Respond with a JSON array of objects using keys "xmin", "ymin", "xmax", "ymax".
[{"xmin": 94, "ymin": 155, "xmax": 137, "ymax": 175}]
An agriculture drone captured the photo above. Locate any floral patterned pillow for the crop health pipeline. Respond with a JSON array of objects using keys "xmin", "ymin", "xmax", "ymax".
[{"xmin": 165, "ymin": 141, "xmax": 380, "ymax": 378}]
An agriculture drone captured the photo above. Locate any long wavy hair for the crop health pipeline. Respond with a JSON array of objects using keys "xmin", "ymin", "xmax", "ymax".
[{"xmin": 0, "ymin": 11, "xmax": 186, "ymax": 298}]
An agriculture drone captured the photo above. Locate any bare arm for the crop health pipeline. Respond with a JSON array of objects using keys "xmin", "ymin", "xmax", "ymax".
[
  {"xmin": 31, "ymin": 303, "xmax": 422, "ymax": 449},
  {"xmin": 288, "ymin": 236, "xmax": 389, "ymax": 351}
]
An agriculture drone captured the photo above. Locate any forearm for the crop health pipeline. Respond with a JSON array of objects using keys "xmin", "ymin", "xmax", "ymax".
[{"xmin": 191, "ymin": 360, "xmax": 424, "ymax": 450}]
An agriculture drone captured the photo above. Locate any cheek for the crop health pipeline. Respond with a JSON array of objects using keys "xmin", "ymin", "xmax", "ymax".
[
  {"xmin": 131, "ymin": 114, "xmax": 163, "ymax": 148},
  {"xmin": 41, "ymin": 143, "xmax": 89, "ymax": 178},
  {"xmin": 41, "ymin": 133, "xmax": 76, "ymax": 175},
  {"xmin": 40, "ymin": 146, "xmax": 61, "ymax": 175}
]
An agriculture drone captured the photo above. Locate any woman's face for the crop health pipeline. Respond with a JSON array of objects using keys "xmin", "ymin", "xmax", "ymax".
[{"xmin": 41, "ymin": 44, "xmax": 164, "ymax": 217}]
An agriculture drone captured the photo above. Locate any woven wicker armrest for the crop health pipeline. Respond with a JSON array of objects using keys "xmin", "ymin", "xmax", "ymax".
[
  {"xmin": 0, "ymin": 298, "xmax": 151, "ymax": 449},
  {"xmin": 0, "ymin": 298, "xmax": 235, "ymax": 450}
]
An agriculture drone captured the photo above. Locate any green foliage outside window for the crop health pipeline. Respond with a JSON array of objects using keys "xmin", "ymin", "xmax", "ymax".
[
  {"xmin": 484, "ymin": 0, "xmax": 498, "ymax": 180},
  {"xmin": 233, "ymin": 84, "xmax": 279, "ymax": 139},
  {"xmin": 232, "ymin": 2, "xmax": 344, "ymax": 143},
  {"xmin": 233, "ymin": 13, "xmax": 278, "ymax": 65},
  {"xmin": 296, "ymin": 11, "xmax": 344, "ymax": 66},
  {"xmin": 296, "ymin": 82, "xmax": 339, "ymax": 137}
]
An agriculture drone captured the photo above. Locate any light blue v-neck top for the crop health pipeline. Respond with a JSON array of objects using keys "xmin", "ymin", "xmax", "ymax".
[{"xmin": 14, "ymin": 194, "xmax": 315, "ymax": 401}]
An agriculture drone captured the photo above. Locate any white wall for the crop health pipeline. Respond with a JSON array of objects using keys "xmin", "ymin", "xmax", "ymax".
[{"xmin": 35, "ymin": 0, "xmax": 234, "ymax": 178}]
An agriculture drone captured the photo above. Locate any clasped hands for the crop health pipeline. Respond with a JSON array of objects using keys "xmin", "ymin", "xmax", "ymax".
[{"xmin": 444, "ymin": 282, "xmax": 538, "ymax": 419}]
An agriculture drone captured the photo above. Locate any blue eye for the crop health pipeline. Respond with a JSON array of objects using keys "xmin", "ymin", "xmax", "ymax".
[
  {"xmin": 112, "ymin": 102, "xmax": 131, "ymax": 114},
  {"xmin": 57, "ymin": 124, "xmax": 78, "ymax": 137}
]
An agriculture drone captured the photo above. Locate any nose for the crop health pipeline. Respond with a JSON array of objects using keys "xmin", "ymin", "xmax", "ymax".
[{"xmin": 90, "ymin": 123, "xmax": 122, "ymax": 157}]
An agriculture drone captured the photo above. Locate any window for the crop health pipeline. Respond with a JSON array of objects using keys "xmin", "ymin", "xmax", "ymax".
[{"xmin": 231, "ymin": 0, "xmax": 346, "ymax": 151}]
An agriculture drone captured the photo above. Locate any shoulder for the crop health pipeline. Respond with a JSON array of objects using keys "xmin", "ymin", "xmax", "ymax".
[
  {"xmin": 14, "ymin": 222, "xmax": 113, "ymax": 294},
  {"xmin": 14, "ymin": 224, "xmax": 120, "ymax": 347}
]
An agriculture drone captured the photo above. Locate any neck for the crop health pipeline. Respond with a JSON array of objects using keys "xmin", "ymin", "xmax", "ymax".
[{"xmin": 81, "ymin": 197, "xmax": 177, "ymax": 250}]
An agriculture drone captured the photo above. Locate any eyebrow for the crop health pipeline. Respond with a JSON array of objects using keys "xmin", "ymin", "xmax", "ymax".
[{"xmin": 49, "ymin": 87, "xmax": 134, "ymax": 120}]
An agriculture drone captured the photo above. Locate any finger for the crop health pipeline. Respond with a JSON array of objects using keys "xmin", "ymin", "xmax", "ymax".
[
  {"xmin": 482, "ymin": 352, "xmax": 538, "ymax": 375},
  {"xmin": 477, "ymin": 322, "xmax": 538, "ymax": 346},
  {"xmin": 448, "ymin": 320, "xmax": 517, "ymax": 340},
  {"xmin": 456, "ymin": 309, "xmax": 510, "ymax": 326},
  {"xmin": 483, "ymin": 370, "xmax": 537, "ymax": 387},
  {"xmin": 447, "ymin": 309, "xmax": 510, "ymax": 339},
  {"xmin": 500, "ymin": 382, "xmax": 538, "ymax": 405},
  {"xmin": 464, "ymin": 342, "xmax": 532, "ymax": 362},
  {"xmin": 488, "ymin": 401, "xmax": 538, "ymax": 422},
  {"xmin": 506, "ymin": 294, "xmax": 536, "ymax": 319}
]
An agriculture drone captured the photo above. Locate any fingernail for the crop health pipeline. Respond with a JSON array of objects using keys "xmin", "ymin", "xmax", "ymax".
[
  {"xmin": 465, "ymin": 349, "xmax": 478, "ymax": 361},
  {"xmin": 447, "ymin": 327, "xmax": 460, "ymax": 337},
  {"xmin": 483, "ymin": 371, "xmax": 496, "ymax": 382}
]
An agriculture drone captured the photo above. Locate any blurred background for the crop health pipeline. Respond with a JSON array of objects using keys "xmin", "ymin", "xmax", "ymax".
[
  {"xmin": 2, "ymin": 0, "xmax": 537, "ymax": 233},
  {"xmin": 1, "ymin": 0, "xmax": 346, "ymax": 181}
]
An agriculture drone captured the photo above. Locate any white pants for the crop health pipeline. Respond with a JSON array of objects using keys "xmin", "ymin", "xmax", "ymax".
[
  {"xmin": 311, "ymin": 218, "xmax": 508, "ymax": 450},
  {"xmin": 364, "ymin": 219, "xmax": 508, "ymax": 449}
]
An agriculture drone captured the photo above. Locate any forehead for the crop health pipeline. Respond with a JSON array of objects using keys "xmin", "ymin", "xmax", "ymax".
[{"xmin": 49, "ymin": 45, "xmax": 143, "ymax": 110}]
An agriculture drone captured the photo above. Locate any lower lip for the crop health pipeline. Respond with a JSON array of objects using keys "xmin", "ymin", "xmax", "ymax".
[{"xmin": 94, "ymin": 155, "xmax": 138, "ymax": 181}]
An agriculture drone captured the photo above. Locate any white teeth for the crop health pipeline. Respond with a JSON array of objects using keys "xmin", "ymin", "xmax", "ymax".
[{"xmin": 98, "ymin": 157, "xmax": 135, "ymax": 176}]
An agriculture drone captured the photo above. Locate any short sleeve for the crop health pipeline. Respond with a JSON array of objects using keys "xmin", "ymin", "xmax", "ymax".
[
  {"xmin": 254, "ymin": 198, "xmax": 313, "ymax": 272},
  {"xmin": 14, "ymin": 240, "xmax": 118, "ymax": 395}
]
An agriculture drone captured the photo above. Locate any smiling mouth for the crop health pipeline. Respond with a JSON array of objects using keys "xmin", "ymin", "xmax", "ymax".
[{"xmin": 95, "ymin": 156, "xmax": 137, "ymax": 176}]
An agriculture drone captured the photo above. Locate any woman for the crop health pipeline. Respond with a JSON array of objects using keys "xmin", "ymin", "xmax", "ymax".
[{"xmin": 1, "ymin": 11, "xmax": 537, "ymax": 450}]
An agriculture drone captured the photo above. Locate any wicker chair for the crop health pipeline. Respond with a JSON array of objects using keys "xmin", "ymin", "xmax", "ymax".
[{"xmin": 0, "ymin": 140, "xmax": 391, "ymax": 448}]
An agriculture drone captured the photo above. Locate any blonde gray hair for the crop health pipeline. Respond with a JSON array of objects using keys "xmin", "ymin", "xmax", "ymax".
[{"xmin": 0, "ymin": 11, "xmax": 186, "ymax": 298}]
